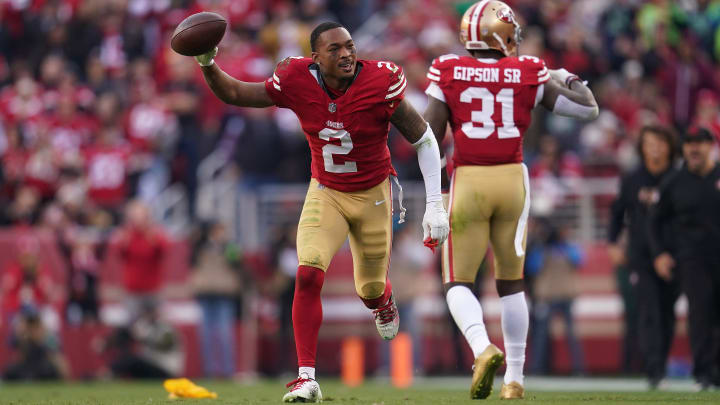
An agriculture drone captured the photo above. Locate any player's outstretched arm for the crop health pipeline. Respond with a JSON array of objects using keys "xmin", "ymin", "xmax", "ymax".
[
  {"xmin": 540, "ymin": 69, "xmax": 599, "ymax": 121},
  {"xmin": 391, "ymin": 99, "xmax": 449, "ymax": 245},
  {"xmin": 195, "ymin": 48, "xmax": 274, "ymax": 108},
  {"xmin": 423, "ymin": 96, "xmax": 452, "ymax": 195}
]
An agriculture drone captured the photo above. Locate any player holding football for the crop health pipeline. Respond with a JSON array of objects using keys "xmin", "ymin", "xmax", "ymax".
[
  {"xmin": 423, "ymin": 1, "xmax": 598, "ymax": 399},
  {"xmin": 192, "ymin": 22, "xmax": 449, "ymax": 402}
]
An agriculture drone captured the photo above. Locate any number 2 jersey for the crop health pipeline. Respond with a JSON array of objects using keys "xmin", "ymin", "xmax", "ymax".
[
  {"xmin": 264, "ymin": 57, "xmax": 406, "ymax": 192},
  {"xmin": 425, "ymin": 54, "xmax": 549, "ymax": 166}
]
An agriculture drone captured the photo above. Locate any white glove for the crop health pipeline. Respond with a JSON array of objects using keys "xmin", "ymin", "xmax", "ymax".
[
  {"xmin": 549, "ymin": 68, "xmax": 579, "ymax": 87},
  {"xmin": 422, "ymin": 200, "xmax": 449, "ymax": 245},
  {"xmin": 441, "ymin": 192, "xmax": 449, "ymax": 211},
  {"xmin": 195, "ymin": 47, "xmax": 218, "ymax": 67}
]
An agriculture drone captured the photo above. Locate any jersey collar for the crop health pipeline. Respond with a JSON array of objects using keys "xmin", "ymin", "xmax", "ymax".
[{"xmin": 309, "ymin": 62, "xmax": 363, "ymax": 100}]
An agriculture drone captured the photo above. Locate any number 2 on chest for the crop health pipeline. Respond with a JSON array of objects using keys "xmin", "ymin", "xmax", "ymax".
[
  {"xmin": 460, "ymin": 87, "xmax": 520, "ymax": 139},
  {"xmin": 319, "ymin": 128, "xmax": 357, "ymax": 173}
]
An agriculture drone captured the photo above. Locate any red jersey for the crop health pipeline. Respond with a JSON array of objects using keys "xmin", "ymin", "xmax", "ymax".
[
  {"xmin": 264, "ymin": 57, "xmax": 405, "ymax": 192},
  {"xmin": 425, "ymin": 54, "xmax": 549, "ymax": 166},
  {"xmin": 112, "ymin": 227, "xmax": 169, "ymax": 293},
  {"xmin": 43, "ymin": 113, "xmax": 98, "ymax": 155},
  {"xmin": 1, "ymin": 262, "xmax": 53, "ymax": 314},
  {"xmin": 125, "ymin": 101, "xmax": 175, "ymax": 152},
  {"xmin": 84, "ymin": 145, "xmax": 132, "ymax": 206}
]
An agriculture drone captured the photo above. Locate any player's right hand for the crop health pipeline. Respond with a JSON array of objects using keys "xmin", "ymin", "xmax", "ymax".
[
  {"xmin": 549, "ymin": 68, "xmax": 578, "ymax": 87},
  {"xmin": 422, "ymin": 200, "xmax": 449, "ymax": 247},
  {"xmin": 195, "ymin": 47, "xmax": 218, "ymax": 67}
]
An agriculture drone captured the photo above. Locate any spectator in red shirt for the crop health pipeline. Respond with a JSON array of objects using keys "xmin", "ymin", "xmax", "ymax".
[
  {"xmin": 110, "ymin": 200, "xmax": 169, "ymax": 320},
  {"xmin": 1, "ymin": 242, "xmax": 54, "ymax": 323},
  {"xmin": 83, "ymin": 127, "xmax": 132, "ymax": 211}
]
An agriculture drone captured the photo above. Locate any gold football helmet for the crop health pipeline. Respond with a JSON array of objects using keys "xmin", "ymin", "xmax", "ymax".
[{"xmin": 459, "ymin": 0, "xmax": 520, "ymax": 56}]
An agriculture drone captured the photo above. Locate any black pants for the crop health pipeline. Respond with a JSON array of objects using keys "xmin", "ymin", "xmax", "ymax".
[
  {"xmin": 4, "ymin": 358, "xmax": 60, "ymax": 380},
  {"xmin": 616, "ymin": 265, "xmax": 642, "ymax": 373},
  {"xmin": 111, "ymin": 354, "xmax": 172, "ymax": 379},
  {"xmin": 634, "ymin": 266, "xmax": 679, "ymax": 381},
  {"xmin": 679, "ymin": 259, "xmax": 720, "ymax": 384}
]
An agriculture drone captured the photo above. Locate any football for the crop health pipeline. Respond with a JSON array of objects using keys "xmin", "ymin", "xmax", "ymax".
[{"xmin": 171, "ymin": 12, "xmax": 227, "ymax": 56}]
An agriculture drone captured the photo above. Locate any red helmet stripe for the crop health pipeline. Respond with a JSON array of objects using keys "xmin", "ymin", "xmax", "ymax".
[
  {"xmin": 470, "ymin": 0, "xmax": 490, "ymax": 43},
  {"xmin": 466, "ymin": 3, "xmax": 480, "ymax": 42}
]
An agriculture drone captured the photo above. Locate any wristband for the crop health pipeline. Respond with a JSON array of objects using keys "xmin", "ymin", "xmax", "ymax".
[
  {"xmin": 566, "ymin": 76, "xmax": 588, "ymax": 87},
  {"xmin": 565, "ymin": 75, "xmax": 580, "ymax": 87}
]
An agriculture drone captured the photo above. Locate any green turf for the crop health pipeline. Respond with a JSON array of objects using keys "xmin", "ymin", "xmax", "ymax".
[{"xmin": 0, "ymin": 380, "xmax": 717, "ymax": 404}]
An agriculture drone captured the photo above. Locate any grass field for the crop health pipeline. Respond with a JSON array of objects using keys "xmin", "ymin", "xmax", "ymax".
[{"xmin": 0, "ymin": 379, "xmax": 718, "ymax": 404}]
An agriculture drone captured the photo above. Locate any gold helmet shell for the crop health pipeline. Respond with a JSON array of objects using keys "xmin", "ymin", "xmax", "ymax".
[{"xmin": 459, "ymin": 0, "xmax": 521, "ymax": 56}]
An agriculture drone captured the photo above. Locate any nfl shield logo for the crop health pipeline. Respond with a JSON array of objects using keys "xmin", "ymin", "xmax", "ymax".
[{"xmin": 328, "ymin": 102, "xmax": 337, "ymax": 113}]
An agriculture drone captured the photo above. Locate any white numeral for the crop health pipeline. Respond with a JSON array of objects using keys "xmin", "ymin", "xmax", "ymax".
[
  {"xmin": 89, "ymin": 155, "xmax": 124, "ymax": 188},
  {"xmin": 319, "ymin": 128, "xmax": 357, "ymax": 173},
  {"xmin": 496, "ymin": 88, "xmax": 520, "ymax": 138},
  {"xmin": 377, "ymin": 61, "xmax": 399, "ymax": 73},
  {"xmin": 459, "ymin": 87, "xmax": 519, "ymax": 139}
]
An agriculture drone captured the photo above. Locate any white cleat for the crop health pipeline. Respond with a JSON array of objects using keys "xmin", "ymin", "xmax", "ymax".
[
  {"xmin": 372, "ymin": 294, "xmax": 400, "ymax": 340},
  {"xmin": 282, "ymin": 375, "xmax": 322, "ymax": 403}
]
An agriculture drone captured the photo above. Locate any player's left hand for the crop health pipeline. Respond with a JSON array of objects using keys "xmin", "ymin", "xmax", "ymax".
[
  {"xmin": 422, "ymin": 200, "xmax": 449, "ymax": 249},
  {"xmin": 195, "ymin": 47, "xmax": 218, "ymax": 67}
]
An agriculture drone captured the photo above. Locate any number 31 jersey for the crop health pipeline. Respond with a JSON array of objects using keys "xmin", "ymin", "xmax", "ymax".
[
  {"xmin": 425, "ymin": 54, "xmax": 549, "ymax": 166},
  {"xmin": 265, "ymin": 57, "xmax": 405, "ymax": 192}
]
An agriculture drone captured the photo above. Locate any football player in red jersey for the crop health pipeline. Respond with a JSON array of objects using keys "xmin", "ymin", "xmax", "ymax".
[
  {"xmin": 423, "ymin": 1, "xmax": 598, "ymax": 400},
  {"xmin": 192, "ymin": 22, "xmax": 449, "ymax": 402}
]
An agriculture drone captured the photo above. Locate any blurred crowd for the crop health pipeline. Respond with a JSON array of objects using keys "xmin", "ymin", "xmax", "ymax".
[
  {"xmin": 1, "ymin": 0, "xmax": 718, "ymax": 227},
  {"xmin": 1, "ymin": 0, "xmax": 720, "ymax": 380}
]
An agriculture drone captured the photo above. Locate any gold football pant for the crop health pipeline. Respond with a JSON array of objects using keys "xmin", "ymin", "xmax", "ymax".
[
  {"xmin": 442, "ymin": 163, "xmax": 530, "ymax": 283},
  {"xmin": 296, "ymin": 178, "xmax": 393, "ymax": 299}
]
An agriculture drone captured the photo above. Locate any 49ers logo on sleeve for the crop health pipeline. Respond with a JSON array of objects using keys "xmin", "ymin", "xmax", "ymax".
[{"xmin": 496, "ymin": 7, "xmax": 515, "ymax": 24}]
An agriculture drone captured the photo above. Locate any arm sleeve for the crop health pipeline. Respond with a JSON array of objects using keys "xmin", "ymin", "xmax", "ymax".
[
  {"xmin": 608, "ymin": 175, "xmax": 628, "ymax": 243},
  {"xmin": 412, "ymin": 124, "xmax": 442, "ymax": 204},
  {"xmin": 648, "ymin": 178, "xmax": 674, "ymax": 259}
]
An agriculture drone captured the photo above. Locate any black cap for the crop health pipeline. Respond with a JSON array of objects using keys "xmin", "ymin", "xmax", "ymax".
[{"xmin": 682, "ymin": 127, "xmax": 715, "ymax": 143}]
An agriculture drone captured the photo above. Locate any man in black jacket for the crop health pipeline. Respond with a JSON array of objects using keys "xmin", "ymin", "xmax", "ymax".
[
  {"xmin": 609, "ymin": 126, "xmax": 679, "ymax": 388},
  {"xmin": 649, "ymin": 127, "xmax": 720, "ymax": 390}
]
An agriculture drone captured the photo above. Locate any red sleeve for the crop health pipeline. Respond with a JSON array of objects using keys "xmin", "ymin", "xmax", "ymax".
[
  {"xmin": 264, "ymin": 57, "xmax": 302, "ymax": 108},
  {"xmin": 384, "ymin": 63, "xmax": 405, "ymax": 103},
  {"xmin": 518, "ymin": 55, "xmax": 550, "ymax": 85},
  {"xmin": 381, "ymin": 62, "xmax": 405, "ymax": 115},
  {"xmin": 425, "ymin": 56, "xmax": 454, "ymax": 103}
]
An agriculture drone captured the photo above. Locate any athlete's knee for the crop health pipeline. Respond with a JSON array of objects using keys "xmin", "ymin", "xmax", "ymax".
[
  {"xmin": 296, "ymin": 265, "xmax": 325, "ymax": 293},
  {"xmin": 496, "ymin": 279, "xmax": 524, "ymax": 297},
  {"xmin": 297, "ymin": 246, "xmax": 328, "ymax": 270},
  {"xmin": 358, "ymin": 280, "xmax": 385, "ymax": 299},
  {"xmin": 443, "ymin": 281, "xmax": 474, "ymax": 296}
]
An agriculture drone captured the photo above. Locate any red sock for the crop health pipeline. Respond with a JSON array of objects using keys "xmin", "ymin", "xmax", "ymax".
[
  {"xmin": 360, "ymin": 278, "xmax": 392, "ymax": 309},
  {"xmin": 293, "ymin": 265, "xmax": 325, "ymax": 368}
]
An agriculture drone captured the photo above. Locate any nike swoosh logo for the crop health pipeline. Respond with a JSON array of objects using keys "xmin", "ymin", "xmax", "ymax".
[{"xmin": 375, "ymin": 200, "xmax": 385, "ymax": 206}]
